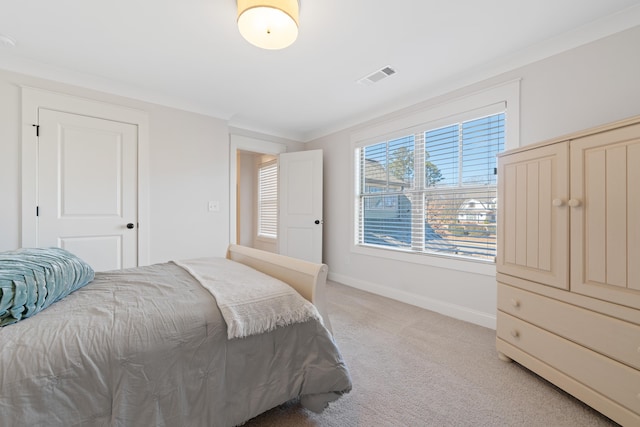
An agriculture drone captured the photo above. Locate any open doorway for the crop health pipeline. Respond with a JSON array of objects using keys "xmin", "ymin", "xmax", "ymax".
[
  {"xmin": 237, "ymin": 150, "xmax": 278, "ymax": 253},
  {"xmin": 229, "ymin": 134, "xmax": 287, "ymax": 254},
  {"xmin": 230, "ymin": 135, "xmax": 324, "ymax": 263}
]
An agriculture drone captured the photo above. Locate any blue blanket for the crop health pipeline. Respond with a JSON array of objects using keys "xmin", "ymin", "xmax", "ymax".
[{"xmin": 0, "ymin": 247, "xmax": 94, "ymax": 326}]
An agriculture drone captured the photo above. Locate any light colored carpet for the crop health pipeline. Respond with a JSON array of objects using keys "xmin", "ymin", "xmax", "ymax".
[{"xmin": 244, "ymin": 281, "xmax": 619, "ymax": 427}]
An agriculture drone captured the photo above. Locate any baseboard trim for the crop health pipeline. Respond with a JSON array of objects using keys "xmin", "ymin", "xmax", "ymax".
[{"xmin": 328, "ymin": 272, "xmax": 497, "ymax": 330}]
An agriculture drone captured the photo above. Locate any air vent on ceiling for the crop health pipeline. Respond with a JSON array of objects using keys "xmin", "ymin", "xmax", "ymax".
[{"xmin": 357, "ymin": 66, "xmax": 396, "ymax": 86}]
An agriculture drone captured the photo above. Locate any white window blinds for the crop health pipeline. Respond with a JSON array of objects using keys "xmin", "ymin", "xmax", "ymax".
[
  {"xmin": 258, "ymin": 160, "xmax": 278, "ymax": 239},
  {"xmin": 356, "ymin": 112, "xmax": 504, "ymax": 261}
]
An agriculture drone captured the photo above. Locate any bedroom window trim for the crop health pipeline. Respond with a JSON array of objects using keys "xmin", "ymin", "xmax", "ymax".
[{"xmin": 350, "ymin": 80, "xmax": 520, "ymax": 276}]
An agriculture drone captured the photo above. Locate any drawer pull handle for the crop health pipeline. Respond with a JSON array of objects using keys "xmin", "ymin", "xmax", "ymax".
[
  {"xmin": 510, "ymin": 298, "xmax": 520, "ymax": 308},
  {"xmin": 568, "ymin": 199, "xmax": 582, "ymax": 208},
  {"xmin": 510, "ymin": 330, "xmax": 520, "ymax": 339},
  {"xmin": 552, "ymin": 198, "xmax": 564, "ymax": 207}
]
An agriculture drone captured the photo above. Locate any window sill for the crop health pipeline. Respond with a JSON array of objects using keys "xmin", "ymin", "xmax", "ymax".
[
  {"xmin": 255, "ymin": 235, "xmax": 277, "ymax": 243},
  {"xmin": 351, "ymin": 244, "xmax": 496, "ymax": 277}
]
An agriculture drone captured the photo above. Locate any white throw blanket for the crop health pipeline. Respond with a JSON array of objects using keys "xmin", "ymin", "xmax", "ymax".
[{"xmin": 173, "ymin": 257, "xmax": 321, "ymax": 339}]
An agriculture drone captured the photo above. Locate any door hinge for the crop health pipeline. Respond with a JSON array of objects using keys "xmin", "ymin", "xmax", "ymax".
[
  {"xmin": 36, "ymin": 206, "xmax": 39, "ymax": 216},
  {"xmin": 32, "ymin": 124, "xmax": 40, "ymax": 137}
]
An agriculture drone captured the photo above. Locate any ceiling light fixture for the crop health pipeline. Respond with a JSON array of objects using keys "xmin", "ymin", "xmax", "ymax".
[{"xmin": 237, "ymin": 0, "xmax": 299, "ymax": 50}]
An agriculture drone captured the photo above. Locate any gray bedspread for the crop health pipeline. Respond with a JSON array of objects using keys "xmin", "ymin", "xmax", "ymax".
[{"xmin": 0, "ymin": 262, "xmax": 351, "ymax": 427}]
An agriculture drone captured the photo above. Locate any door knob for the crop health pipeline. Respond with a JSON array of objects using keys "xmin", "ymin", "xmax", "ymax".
[
  {"xmin": 314, "ymin": 220, "xmax": 320, "ymax": 225},
  {"xmin": 126, "ymin": 223, "xmax": 135, "ymax": 229}
]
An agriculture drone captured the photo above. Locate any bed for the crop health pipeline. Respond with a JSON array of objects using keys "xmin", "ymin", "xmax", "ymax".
[{"xmin": 0, "ymin": 244, "xmax": 351, "ymax": 427}]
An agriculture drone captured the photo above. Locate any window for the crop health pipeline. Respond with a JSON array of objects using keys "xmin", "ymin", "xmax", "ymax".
[
  {"xmin": 356, "ymin": 112, "xmax": 504, "ymax": 261},
  {"xmin": 257, "ymin": 160, "xmax": 278, "ymax": 239}
]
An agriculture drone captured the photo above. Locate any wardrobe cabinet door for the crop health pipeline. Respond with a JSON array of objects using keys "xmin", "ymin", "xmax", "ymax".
[
  {"xmin": 570, "ymin": 123, "xmax": 640, "ymax": 309},
  {"xmin": 497, "ymin": 143, "xmax": 569, "ymax": 289}
]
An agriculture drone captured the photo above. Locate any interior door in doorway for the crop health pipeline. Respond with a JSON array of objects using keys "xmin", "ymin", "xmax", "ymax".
[
  {"xmin": 278, "ymin": 149, "xmax": 323, "ymax": 263},
  {"xmin": 38, "ymin": 108, "xmax": 138, "ymax": 271}
]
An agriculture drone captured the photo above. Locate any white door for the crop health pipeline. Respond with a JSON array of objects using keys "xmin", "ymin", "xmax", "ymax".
[
  {"xmin": 38, "ymin": 108, "xmax": 138, "ymax": 271},
  {"xmin": 278, "ymin": 149, "xmax": 323, "ymax": 263}
]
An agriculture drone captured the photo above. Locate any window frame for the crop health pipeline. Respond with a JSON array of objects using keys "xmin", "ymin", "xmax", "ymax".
[{"xmin": 350, "ymin": 80, "xmax": 520, "ymax": 276}]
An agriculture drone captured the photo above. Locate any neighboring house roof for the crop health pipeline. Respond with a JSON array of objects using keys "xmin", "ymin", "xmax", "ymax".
[
  {"xmin": 364, "ymin": 158, "xmax": 407, "ymax": 188},
  {"xmin": 458, "ymin": 199, "xmax": 491, "ymax": 212}
]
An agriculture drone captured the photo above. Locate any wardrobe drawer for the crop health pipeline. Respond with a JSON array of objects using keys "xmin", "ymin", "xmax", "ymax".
[
  {"xmin": 498, "ymin": 283, "xmax": 640, "ymax": 370},
  {"xmin": 497, "ymin": 312, "xmax": 640, "ymax": 415}
]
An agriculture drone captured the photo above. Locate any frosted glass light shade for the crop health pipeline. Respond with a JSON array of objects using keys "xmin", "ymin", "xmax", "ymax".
[{"xmin": 237, "ymin": 0, "xmax": 299, "ymax": 50}]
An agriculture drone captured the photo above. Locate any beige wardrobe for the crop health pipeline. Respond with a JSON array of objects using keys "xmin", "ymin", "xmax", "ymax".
[{"xmin": 496, "ymin": 115, "xmax": 640, "ymax": 426}]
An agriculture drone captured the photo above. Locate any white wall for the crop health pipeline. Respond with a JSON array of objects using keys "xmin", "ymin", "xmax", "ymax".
[
  {"xmin": 0, "ymin": 77, "xmax": 21, "ymax": 250},
  {"xmin": 238, "ymin": 151, "xmax": 256, "ymax": 247},
  {"xmin": 0, "ymin": 69, "xmax": 231, "ymax": 263},
  {"xmin": 146, "ymin": 104, "xmax": 230, "ymax": 263},
  {"xmin": 307, "ymin": 25, "xmax": 640, "ymax": 329}
]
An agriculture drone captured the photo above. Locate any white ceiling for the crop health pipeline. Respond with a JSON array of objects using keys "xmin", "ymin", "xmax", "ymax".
[{"xmin": 1, "ymin": 1, "xmax": 640, "ymax": 141}]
